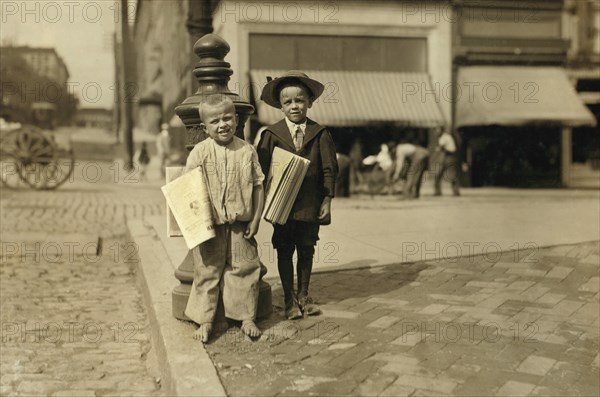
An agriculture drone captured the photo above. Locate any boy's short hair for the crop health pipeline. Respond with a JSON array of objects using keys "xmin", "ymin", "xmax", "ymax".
[{"xmin": 198, "ymin": 94, "xmax": 235, "ymax": 121}]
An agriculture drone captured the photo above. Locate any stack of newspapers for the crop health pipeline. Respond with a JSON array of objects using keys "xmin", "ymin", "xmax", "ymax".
[
  {"xmin": 161, "ymin": 166, "xmax": 215, "ymax": 249},
  {"xmin": 264, "ymin": 147, "xmax": 310, "ymax": 225}
]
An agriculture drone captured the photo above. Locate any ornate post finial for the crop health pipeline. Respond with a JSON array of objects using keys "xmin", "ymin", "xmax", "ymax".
[{"xmin": 175, "ymin": 34, "xmax": 254, "ymax": 148}]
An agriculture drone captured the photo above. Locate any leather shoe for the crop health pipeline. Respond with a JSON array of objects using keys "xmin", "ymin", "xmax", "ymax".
[
  {"xmin": 298, "ymin": 296, "xmax": 321, "ymax": 316},
  {"xmin": 285, "ymin": 300, "xmax": 302, "ymax": 320}
]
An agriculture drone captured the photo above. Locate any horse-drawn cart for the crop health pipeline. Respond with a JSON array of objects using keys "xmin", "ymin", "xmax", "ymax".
[{"xmin": 0, "ymin": 117, "xmax": 75, "ymax": 190}]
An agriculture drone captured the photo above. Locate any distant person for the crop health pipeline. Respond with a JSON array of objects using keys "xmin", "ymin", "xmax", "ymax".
[
  {"xmin": 392, "ymin": 142, "xmax": 429, "ymax": 199},
  {"xmin": 362, "ymin": 143, "xmax": 395, "ymax": 195},
  {"xmin": 134, "ymin": 142, "xmax": 150, "ymax": 181},
  {"xmin": 348, "ymin": 138, "xmax": 364, "ymax": 190},
  {"xmin": 434, "ymin": 127, "xmax": 461, "ymax": 196},
  {"xmin": 257, "ymin": 71, "xmax": 338, "ymax": 320},
  {"xmin": 157, "ymin": 122, "xmax": 171, "ymax": 179},
  {"xmin": 336, "ymin": 152, "xmax": 351, "ymax": 197},
  {"xmin": 184, "ymin": 95, "xmax": 265, "ymax": 343}
]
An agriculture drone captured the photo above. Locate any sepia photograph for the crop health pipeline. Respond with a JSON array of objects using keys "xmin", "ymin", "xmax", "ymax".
[{"xmin": 0, "ymin": 1, "xmax": 599, "ymax": 396}]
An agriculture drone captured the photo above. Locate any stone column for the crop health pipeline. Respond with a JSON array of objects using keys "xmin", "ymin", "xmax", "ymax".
[{"xmin": 171, "ymin": 33, "xmax": 272, "ymax": 321}]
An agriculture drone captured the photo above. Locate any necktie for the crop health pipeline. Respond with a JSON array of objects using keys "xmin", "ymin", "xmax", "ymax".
[{"xmin": 294, "ymin": 126, "xmax": 303, "ymax": 151}]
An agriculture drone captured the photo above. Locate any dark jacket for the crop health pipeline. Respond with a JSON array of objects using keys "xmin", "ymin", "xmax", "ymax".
[{"xmin": 257, "ymin": 118, "xmax": 338, "ymax": 223}]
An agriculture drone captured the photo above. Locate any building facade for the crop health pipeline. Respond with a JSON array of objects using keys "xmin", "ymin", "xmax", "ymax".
[
  {"xmin": 73, "ymin": 107, "xmax": 114, "ymax": 130},
  {"xmin": 213, "ymin": 0, "xmax": 450, "ymax": 154},
  {"xmin": 452, "ymin": 0, "xmax": 596, "ymax": 187},
  {"xmin": 564, "ymin": 0, "xmax": 600, "ymax": 188},
  {"xmin": 4, "ymin": 46, "xmax": 70, "ymax": 86},
  {"xmin": 129, "ymin": 0, "xmax": 597, "ymax": 188}
]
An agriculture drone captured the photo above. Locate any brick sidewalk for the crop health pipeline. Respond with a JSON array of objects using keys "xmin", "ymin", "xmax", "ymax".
[
  {"xmin": 3, "ymin": 164, "xmax": 597, "ymax": 396},
  {"xmin": 204, "ymin": 242, "xmax": 599, "ymax": 397}
]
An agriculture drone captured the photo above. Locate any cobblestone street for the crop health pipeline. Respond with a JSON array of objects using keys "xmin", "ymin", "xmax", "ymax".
[
  {"xmin": 1, "ymin": 161, "xmax": 165, "ymax": 396},
  {"xmin": 2, "ymin": 160, "xmax": 599, "ymax": 397},
  {"xmin": 206, "ymin": 242, "xmax": 600, "ymax": 397}
]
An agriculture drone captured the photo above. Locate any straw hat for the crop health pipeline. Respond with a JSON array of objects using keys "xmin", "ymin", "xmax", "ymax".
[{"xmin": 260, "ymin": 70, "xmax": 325, "ymax": 108}]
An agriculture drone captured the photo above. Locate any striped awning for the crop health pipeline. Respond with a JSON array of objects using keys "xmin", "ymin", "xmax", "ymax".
[
  {"xmin": 456, "ymin": 66, "xmax": 597, "ymax": 128},
  {"xmin": 249, "ymin": 70, "xmax": 446, "ymax": 127}
]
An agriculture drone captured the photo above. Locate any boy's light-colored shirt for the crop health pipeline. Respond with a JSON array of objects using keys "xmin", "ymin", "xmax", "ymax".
[
  {"xmin": 285, "ymin": 118, "xmax": 306, "ymax": 149},
  {"xmin": 185, "ymin": 136, "xmax": 265, "ymax": 225}
]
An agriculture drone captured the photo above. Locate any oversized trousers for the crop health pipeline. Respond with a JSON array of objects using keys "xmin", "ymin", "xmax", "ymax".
[{"xmin": 184, "ymin": 222, "xmax": 261, "ymax": 324}]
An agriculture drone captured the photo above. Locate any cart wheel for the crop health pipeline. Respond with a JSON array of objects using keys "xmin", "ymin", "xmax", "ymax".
[
  {"xmin": 1, "ymin": 127, "xmax": 76, "ymax": 190},
  {"xmin": 37, "ymin": 147, "xmax": 75, "ymax": 190},
  {"xmin": 0, "ymin": 126, "xmax": 72, "ymax": 190},
  {"xmin": 13, "ymin": 128, "xmax": 52, "ymax": 189},
  {"xmin": 19, "ymin": 130, "xmax": 74, "ymax": 190},
  {"xmin": 0, "ymin": 151, "xmax": 27, "ymax": 189},
  {"xmin": 0, "ymin": 129, "xmax": 31, "ymax": 190}
]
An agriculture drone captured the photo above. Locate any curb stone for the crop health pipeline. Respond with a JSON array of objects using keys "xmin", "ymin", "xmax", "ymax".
[{"xmin": 127, "ymin": 219, "xmax": 226, "ymax": 397}]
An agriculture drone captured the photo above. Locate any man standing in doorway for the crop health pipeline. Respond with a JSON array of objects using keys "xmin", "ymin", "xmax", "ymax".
[{"xmin": 434, "ymin": 127, "xmax": 461, "ymax": 197}]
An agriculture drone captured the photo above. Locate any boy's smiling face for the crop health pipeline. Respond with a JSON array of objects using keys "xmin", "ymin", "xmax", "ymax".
[
  {"xmin": 279, "ymin": 84, "xmax": 312, "ymax": 124},
  {"xmin": 200, "ymin": 101, "xmax": 238, "ymax": 145}
]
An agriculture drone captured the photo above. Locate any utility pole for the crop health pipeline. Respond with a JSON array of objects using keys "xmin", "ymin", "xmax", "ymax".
[
  {"xmin": 120, "ymin": 0, "xmax": 134, "ymax": 170},
  {"xmin": 113, "ymin": 32, "xmax": 121, "ymax": 142}
]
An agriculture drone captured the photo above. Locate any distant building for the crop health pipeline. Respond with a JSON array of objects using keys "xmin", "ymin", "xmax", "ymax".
[
  {"xmin": 74, "ymin": 108, "xmax": 113, "ymax": 130},
  {"xmin": 453, "ymin": 0, "xmax": 597, "ymax": 187},
  {"xmin": 214, "ymin": 0, "xmax": 449, "ymax": 153},
  {"xmin": 2, "ymin": 46, "xmax": 70, "ymax": 85},
  {"xmin": 130, "ymin": 0, "xmax": 598, "ymax": 188},
  {"xmin": 564, "ymin": 0, "xmax": 600, "ymax": 188}
]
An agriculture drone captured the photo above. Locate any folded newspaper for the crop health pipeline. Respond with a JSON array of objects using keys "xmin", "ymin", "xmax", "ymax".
[
  {"xmin": 264, "ymin": 147, "xmax": 310, "ymax": 225},
  {"xmin": 161, "ymin": 166, "xmax": 215, "ymax": 249}
]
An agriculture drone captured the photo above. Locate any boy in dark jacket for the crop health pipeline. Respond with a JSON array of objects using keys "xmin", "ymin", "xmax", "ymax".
[{"xmin": 257, "ymin": 71, "xmax": 338, "ymax": 320}]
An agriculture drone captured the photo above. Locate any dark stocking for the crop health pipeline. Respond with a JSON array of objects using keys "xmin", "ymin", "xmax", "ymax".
[
  {"xmin": 277, "ymin": 246, "xmax": 295, "ymax": 304},
  {"xmin": 296, "ymin": 245, "xmax": 315, "ymax": 298}
]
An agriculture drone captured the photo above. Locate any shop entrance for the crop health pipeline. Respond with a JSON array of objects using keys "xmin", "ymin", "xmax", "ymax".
[{"xmin": 462, "ymin": 126, "xmax": 562, "ymax": 188}]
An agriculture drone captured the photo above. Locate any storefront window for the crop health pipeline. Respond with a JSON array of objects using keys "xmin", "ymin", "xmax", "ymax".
[{"xmin": 249, "ymin": 34, "xmax": 427, "ymax": 72}]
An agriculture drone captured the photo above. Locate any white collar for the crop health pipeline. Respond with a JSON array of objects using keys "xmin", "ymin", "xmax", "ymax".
[{"xmin": 285, "ymin": 118, "xmax": 306, "ymax": 135}]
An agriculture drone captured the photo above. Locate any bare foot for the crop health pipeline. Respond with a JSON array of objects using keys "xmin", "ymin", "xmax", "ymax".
[
  {"xmin": 192, "ymin": 323, "xmax": 213, "ymax": 343},
  {"xmin": 241, "ymin": 320, "xmax": 261, "ymax": 339}
]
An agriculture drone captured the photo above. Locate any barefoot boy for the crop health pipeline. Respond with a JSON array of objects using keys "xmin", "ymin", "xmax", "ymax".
[
  {"xmin": 184, "ymin": 94, "xmax": 264, "ymax": 342},
  {"xmin": 257, "ymin": 71, "xmax": 338, "ymax": 320}
]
